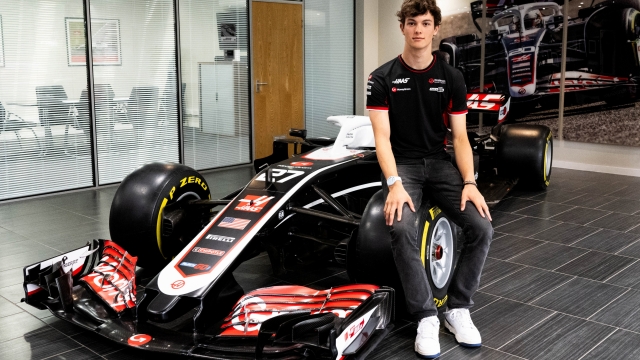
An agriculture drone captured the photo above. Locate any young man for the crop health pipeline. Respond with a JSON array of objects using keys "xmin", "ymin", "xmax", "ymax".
[{"xmin": 366, "ymin": 0, "xmax": 493, "ymax": 358}]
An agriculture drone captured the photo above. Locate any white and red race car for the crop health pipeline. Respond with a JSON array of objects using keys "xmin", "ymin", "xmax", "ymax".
[{"xmin": 22, "ymin": 91, "xmax": 550, "ymax": 359}]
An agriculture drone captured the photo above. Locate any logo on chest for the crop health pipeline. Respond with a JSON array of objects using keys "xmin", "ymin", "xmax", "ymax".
[
  {"xmin": 429, "ymin": 87, "xmax": 445, "ymax": 93},
  {"xmin": 392, "ymin": 78, "xmax": 410, "ymax": 84}
]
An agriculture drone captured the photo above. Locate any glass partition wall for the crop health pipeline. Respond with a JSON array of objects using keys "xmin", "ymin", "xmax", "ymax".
[
  {"xmin": 90, "ymin": 0, "xmax": 180, "ymax": 184},
  {"xmin": 179, "ymin": 0, "xmax": 251, "ymax": 171},
  {"xmin": 0, "ymin": 0, "xmax": 94, "ymax": 200}
]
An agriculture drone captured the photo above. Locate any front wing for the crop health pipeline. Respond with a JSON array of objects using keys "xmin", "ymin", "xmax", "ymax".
[{"xmin": 22, "ymin": 240, "xmax": 394, "ymax": 359}]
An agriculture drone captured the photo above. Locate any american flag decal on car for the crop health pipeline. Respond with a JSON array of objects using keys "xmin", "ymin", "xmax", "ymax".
[{"xmin": 218, "ymin": 217, "xmax": 251, "ymax": 230}]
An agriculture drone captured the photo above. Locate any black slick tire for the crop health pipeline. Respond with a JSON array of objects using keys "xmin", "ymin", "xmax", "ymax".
[
  {"xmin": 109, "ymin": 162, "xmax": 211, "ymax": 270},
  {"xmin": 497, "ymin": 124, "xmax": 553, "ymax": 190}
]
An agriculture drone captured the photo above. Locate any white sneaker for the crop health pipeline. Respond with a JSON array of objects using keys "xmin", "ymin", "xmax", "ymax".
[
  {"xmin": 444, "ymin": 308, "xmax": 482, "ymax": 347},
  {"xmin": 415, "ymin": 316, "xmax": 441, "ymax": 359}
]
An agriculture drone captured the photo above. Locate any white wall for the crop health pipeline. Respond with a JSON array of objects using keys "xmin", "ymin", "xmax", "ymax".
[{"xmin": 357, "ymin": 0, "xmax": 640, "ymax": 177}]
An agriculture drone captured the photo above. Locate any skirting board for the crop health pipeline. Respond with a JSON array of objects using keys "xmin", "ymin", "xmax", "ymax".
[{"xmin": 553, "ymin": 140, "xmax": 640, "ymax": 178}]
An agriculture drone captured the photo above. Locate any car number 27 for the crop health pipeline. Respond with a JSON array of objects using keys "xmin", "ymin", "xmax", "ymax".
[{"xmin": 256, "ymin": 169, "xmax": 305, "ymax": 183}]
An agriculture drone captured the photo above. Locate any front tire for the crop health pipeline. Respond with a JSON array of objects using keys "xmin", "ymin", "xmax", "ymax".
[{"xmin": 109, "ymin": 163, "xmax": 211, "ymax": 269}]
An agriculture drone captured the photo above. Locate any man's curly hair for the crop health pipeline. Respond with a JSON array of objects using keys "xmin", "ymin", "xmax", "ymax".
[{"xmin": 397, "ymin": 0, "xmax": 442, "ymax": 27}]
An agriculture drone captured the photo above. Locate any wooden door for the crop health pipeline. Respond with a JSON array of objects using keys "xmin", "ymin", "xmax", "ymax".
[{"xmin": 252, "ymin": 1, "xmax": 304, "ymax": 159}]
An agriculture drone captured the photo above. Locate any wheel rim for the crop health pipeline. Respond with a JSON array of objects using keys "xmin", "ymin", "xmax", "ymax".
[
  {"xmin": 429, "ymin": 217, "xmax": 454, "ymax": 289},
  {"xmin": 545, "ymin": 139, "xmax": 552, "ymax": 179}
]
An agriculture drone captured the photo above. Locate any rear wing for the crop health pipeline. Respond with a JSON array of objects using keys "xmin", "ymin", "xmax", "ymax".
[{"xmin": 466, "ymin": 93, "xmax": 511, "ymax": 123}]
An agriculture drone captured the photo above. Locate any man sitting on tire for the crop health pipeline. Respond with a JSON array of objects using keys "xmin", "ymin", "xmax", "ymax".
[{"xmin": 366, "ymin": 0, "xmax": 493, "ymax": 358}]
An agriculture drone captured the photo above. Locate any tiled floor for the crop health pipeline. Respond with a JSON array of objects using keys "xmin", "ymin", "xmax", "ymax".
[{"xmin": 1, "ymin": 166, "xmax": 640, "ymax": 359}]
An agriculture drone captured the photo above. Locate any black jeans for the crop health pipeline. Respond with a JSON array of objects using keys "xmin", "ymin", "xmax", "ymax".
[{"xmin": 382, "ymin": 157, "xmax": 493, "ymax": 320}]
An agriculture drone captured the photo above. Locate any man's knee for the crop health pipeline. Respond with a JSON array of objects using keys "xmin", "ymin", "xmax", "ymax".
[{"xmin": 465, "ymin": 217, "xmax": 493, "ymax": 247}]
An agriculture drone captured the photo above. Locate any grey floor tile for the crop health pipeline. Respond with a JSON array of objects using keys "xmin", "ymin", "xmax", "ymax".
[
  {"xmin": 494, "ymin": 217, "xmax": 560, "ymax": 237},
  {"xmin": 0, "ymin": 267, "xmax": 24, "ymax": 289},
  {"xmin": 606, "ymin": 261, "xmax": 640, "ymax": 290},
  {"xmin": 490, "ymin": 211, "xmax": 524, "ymax": 228},
  {"xmin": 586, "ymin": 212, "xmax": 640, "ymax": 232},
  {"xmin": 628, "ymin": 224, "xmax": 640, "ymax": 235},
  {"xmin": 43, "ymin": 316, "xmax": 87, "ymax": 337},
  {"xmin": 0, "ymin": 247, "xmax": 61, "ymax": 273},
  {"xmin": 0, "ymin": 295, "xmax": 22, "ymax": 318},
  {"xmin": 555, "ymin": 251, "xmax": 636, "ymax": 281},
  {"xmin": 547, "ymin": 179, "xmax": 594, "ymax": 192},
  {"xmin": 0, "ymin": 240, "xmax": 54, "ymax": 258},
  {"xmin": 441, "ymin": 346, "xmax": 521, "ymax": 359},
  {"xmin": 481, "ymin": 267, "xmax": 573, "ymax": 303},
  {"xmin": 493, "ymin": 198, "xmax": 541, "ymax": 213},
  {"xmin": 576, "ymin": 182, "xmax": 628, "ymax": 197},
  {"xmin": 509, "ymin": 242, "xmax": 589, "ymax": 270},
  {"xmin": 573, "ymin": 229, "xmax": 640, "ymax": 254},
  {"xmin": 487, "ymin": 234, "xmax": 544, "ymax": 260},
  {"xmin": 479, "ymin": 258, "xmax": 525, "ymax": 288},
  {"xmin": 0, "ymin": 326, "xmax": 82, "ymax": 360},
  {"xmin": 70, "ymin": 331, "xmax": 125, "ymax": 356},
  {"xmin": 589, "ymin": 289, "xmax": 640, "ymax": 332},
  {"xmin": 499, "ymin": 313, "xmax": 614, "ymax": 360},
  {"xmin": 17, "ymin": 301, "xmax": 53, "ymax": 319},
  {"xmin": 530, "ymin": 222, "xmax": 600, "ymax": 245},
  {"xmin": 0, "ymin": 228, "xmax": 29, "ymax": 246},
  {"xmin": 532, "ymin": 277, "xmax": 628, "ymax": 318},
  {"xmin": 469, "ymin": 298, "xmax": 554, "ymax": 349},
  {"xmin": 368, "ymin": 323, "xmax": 457, "ymax": 360},
  {"xmin": 529, "ymin": 189, "xmax": 584, "ymax": 204},
  {"xmin": 0, "ymin": 283, "xmax": 27, "ymax": 304},
  {"xmin": 514, "ymin": 202, "xmax": 575, "ymax": 219},
  {"xmin": 583, "ymin": 329, "xmax": 640, "ymax": 360},
  {"xmin": 563, "ymin": 193, "xmax": 617, "ymax": 209},
  {"xmin": 606, "ymin": 186, "xmax": 640, "ymax": 199},
  {"xmin": 45, "ymin": 347, "xmax": 104, "ymax": 359},
  {"xmin": 0, "ymin": 312, "xmax": 48, "ymax": 342},
  {"xmin": 597, "ymin": 198, "xmax": 640, "ymax": 215},
  {"xmin": 471, "ymin": 291, "xmax": 500, "ymax": 312},
  {"xmin": 551, "ymin": 207, "xmax": 611, "ymax": 225}
]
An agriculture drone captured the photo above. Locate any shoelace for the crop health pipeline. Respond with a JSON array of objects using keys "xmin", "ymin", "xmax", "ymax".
[
  {"xmin": 417, "ymin": 318, "xmax": 439, "ymax": 338},
  {"xmin": 449, "ymin": 310, "xmax": 475, "ymax": 329}
]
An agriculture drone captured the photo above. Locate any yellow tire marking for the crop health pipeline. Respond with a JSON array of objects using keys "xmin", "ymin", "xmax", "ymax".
[
  {"xmin": 156, "ymin": 198, "xmax": 169, "ymax": 259},
  {"xmin": 420, "ymin": 221, "xmax": 430, "ymax": 267}
]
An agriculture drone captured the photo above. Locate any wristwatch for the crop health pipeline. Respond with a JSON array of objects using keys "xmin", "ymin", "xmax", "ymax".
[{"xmin": 387, "ymin": 176, "xmax": 402, "ymax": 186}]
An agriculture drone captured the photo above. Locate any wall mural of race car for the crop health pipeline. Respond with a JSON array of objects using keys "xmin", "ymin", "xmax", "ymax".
[{"xmin": 439, "ymin": 0, "xmax": 640, "ymax": 147}]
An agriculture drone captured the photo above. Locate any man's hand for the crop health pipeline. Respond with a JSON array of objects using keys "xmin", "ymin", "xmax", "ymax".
[
  {"xmin": 384, "ymin": 184, "xmax": 415, "ymax": 225},
  {"xmin": 461, "ymin": 185, "xmax": 492, "ymax": 221}
]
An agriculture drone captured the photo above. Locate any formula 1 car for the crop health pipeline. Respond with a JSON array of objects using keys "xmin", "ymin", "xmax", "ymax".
[
  {"xmin": 441, "ymin": 0, "xmax": 640, "ymax": 111},
  {"xmin": 21, "ymin": 93, "xmax": 551, "ymax": 359}
]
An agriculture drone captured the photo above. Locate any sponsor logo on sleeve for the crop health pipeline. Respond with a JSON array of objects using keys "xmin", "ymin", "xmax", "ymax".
[
  {"xmin": 218, "ymin": 217, "xmax": 251, "ymax": 230},
  {"xmin": 367, "ymin": 92, "xmax": 372, "ymax": 95},
  {"xmin": 235, "ymin": 195, "xmax": 274, "ymax": 213},
  {"xmin": 193, "ymin": 247, "xmax": 226, "ymax": 256},
  {"xmin": 206, "ymin": 234, "xmax": 235, "ymax": 242},
  {"xmin": 368, "ymin": 74, "xmax": 373, "ymax": 80}
]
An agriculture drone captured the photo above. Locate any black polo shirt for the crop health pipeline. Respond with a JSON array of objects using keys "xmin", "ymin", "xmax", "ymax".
[{"xmin": 366, "ymin": 55, "xmax": 468, "ymax": 164}]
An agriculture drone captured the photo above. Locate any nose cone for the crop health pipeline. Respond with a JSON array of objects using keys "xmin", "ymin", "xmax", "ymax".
[{"xmin": 510, "ymin": 84, "xmax": 536, "ymax": 98}]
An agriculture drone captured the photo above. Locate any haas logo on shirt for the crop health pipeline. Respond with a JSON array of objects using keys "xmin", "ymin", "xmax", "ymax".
[{"xmin": 392, "ymin": 78, "xmax": 410, "ymax": 84}]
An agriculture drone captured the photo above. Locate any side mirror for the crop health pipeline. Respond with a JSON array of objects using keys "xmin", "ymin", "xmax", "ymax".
[{"xmin": 289, "ymin": 128, "xmax": 307, "ymax": 140}]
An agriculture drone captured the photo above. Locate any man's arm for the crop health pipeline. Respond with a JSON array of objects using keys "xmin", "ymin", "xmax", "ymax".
[
  {"xmin": 370, "ymin": 110, "xmax": 415, "ymax": 225},
  {"xmin": 450, "ymin": 114, "xmax": 492, "ymax": 220}
]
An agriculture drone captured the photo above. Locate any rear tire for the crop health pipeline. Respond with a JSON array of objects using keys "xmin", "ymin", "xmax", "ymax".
[
  {"xmin": 109, "ymin": 163, "xmax": 211, "ymax": 270},
  {"xmin": 497, "ymin": 124, "xmax": 553, "ymax": 190},
  {"xmin": 348, "ymin": 191, "xmax": 457, "ymax": 310}
]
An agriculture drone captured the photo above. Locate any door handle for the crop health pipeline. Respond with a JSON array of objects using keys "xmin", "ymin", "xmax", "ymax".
[{"xmin": 256, "ymin": 80, "xmax": 268, "ymax": 93}]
